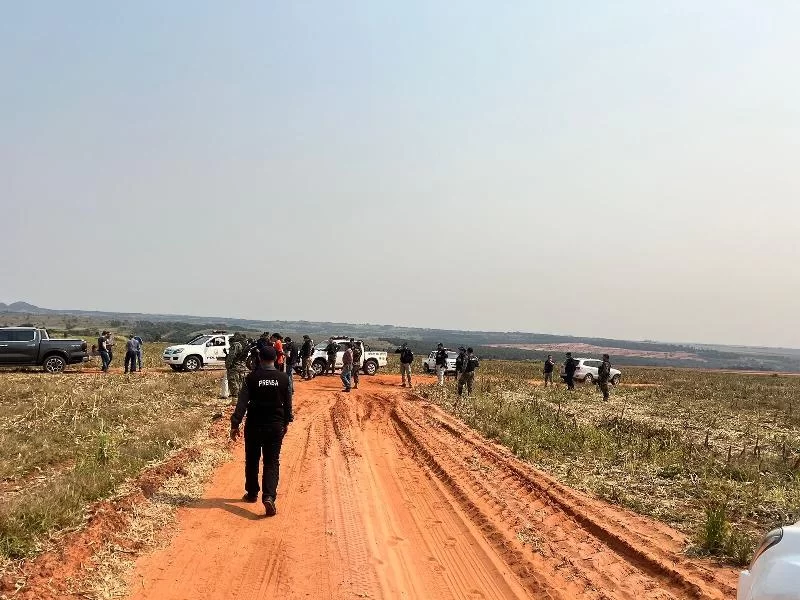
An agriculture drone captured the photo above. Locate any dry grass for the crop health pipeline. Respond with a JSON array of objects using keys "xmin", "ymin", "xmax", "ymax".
[
  {"xmin": 0, "ymin": 344, "xmax": 226, "ymax": 561},
  {"xmin": 418, "ymin": 360, "xmax": 800, "ymax": 565}
]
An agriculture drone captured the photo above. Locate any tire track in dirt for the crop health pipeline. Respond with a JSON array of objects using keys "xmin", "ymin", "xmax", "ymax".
[{"xmin": 121, "ymin": 376, "xmax": 736, "ymax": 600}]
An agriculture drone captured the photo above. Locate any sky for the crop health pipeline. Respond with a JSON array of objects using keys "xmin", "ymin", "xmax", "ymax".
[{"xmin": 2, "ymin": 1, "xmax": 799, "ymax": 347}]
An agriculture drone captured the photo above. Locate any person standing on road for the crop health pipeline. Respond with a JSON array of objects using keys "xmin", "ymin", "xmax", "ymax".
[
  {"xmin": 543, "ymin": 355, "xmax": 555, "ymax": 386},
  {"xmin": 454, "ymin": 346, "xmax": 467, "ymax": 383},
  {"xmin": 133, "ymin": 335, "xmax": 144, "ymax": 371},
  {"xmin": 398, "ymin": 343, "xmax": 414, "ymax": 387},
  {"xmin": 106, "ymin": 332, "xmax": 115, "ymax": 366},
  {"xmin": 563, "ymin": 352, "xmax": 578, "ymax": 390},
  {"xmin": 230, "ymin": 346, "xmax": 292, "ymax": 517},
  {"xmin": 283, "ymin": 337, "xmax": 298, "ymax": 395},
  {"xmin": 225, "ymin": 333, "xmax": 250, "ymax": 400},
  {"xmin": 124, "ymin": 335, "xmax": 140, "ymax": 374},
  {"xmin": 350, "ymin": 338, "xmax": 362, "ymax": 389},
  {"xmin": 325, "ymin": 337, "xmax": 338, "ymax": 375},
  {"xmin": 340, "ymin": 342, "xmax": 353, "ymax": 392},
  {"xmin": 598, "ymin": 354, "xmax": 612, "ymax": 401},
  {"xmin": 300, "ymin": 335, "xmax": 314, "ymax": 380},
  {"xmin": 98, "ymin": 331, "xmax": 111, "ymax": 372},
  {"xmin": 271, "ymin": 334, "xmax": 285, "ymax": 372},
  {"xmin": 457, "ymin": 347, "xmax": 479, "ymax": 396},
  {"xmin": 435, "ymin": 343, "xmax": 448, "ymax": 386}
]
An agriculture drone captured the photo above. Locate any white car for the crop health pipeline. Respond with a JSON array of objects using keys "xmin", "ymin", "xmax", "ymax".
[
  {"xmin": 738, "ymin": 523, "xmax": 800, "ymax": 600},
  {"xmin": 422, "ymin": 349, "xmax": 458, "ymax": 374},
  {"xmin": 162, "ymin": 332, "xmax": 232, "ymax": 372},
  {"xmin": 560, "ymin": 357, "xmax": 622, "ymax": 385},
  {"xmin": 310, "ymin": 338, "xmax": 388, "ymax": 376}
]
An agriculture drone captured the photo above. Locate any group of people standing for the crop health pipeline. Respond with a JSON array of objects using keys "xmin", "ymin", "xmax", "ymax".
[
  {"xmin": 544, "ymin": 352, "xmax": 613, "ymax": 400},
  {"xmin": 95, "ymin": 331, "xmax": 144, "ymax": 374},
  {"xmin": 431, "ymin": 344, "xmax": 480, "ymax": 396}
]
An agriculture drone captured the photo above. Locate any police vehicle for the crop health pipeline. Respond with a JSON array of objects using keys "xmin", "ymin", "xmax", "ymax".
[
  {"xmin": 738, "ymin": 522, "xmax": 800, "ymax": 600},
  {"xmin": 310, "ymin": 338, "xmax": 388, "ymax": 376},
  {"xmin": 162, "ymin": 331, "xmax": 232, "ymax": 372}
]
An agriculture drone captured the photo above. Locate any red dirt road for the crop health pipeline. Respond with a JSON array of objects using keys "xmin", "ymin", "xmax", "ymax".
[{"xmin": 125, "ymin": 375, "xmax": 737, "ymax": 600}]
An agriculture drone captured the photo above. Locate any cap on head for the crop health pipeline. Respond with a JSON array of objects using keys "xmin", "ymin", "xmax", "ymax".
[
  {"xmin": 284, "ymin": 337, "xmax": 292, "ymax": 343},
  {"xmin": 566, "ymin": 352, "xmax": 572, "ymax": 357},
  {"xmin": 303, "ymin": 335, "xmax": 310, "ymax": 339},
  {"xmin": 467, "ymin": 347, "xmax": 474, "ymax": 353},
  {"xmin": 259, "ymin": 346, "xmax": 277, "ymax": 362},
  {"xmin": 603, "ymin": 353, "xmax": 610, "ymax": 360},
  {"xmin": 437, "ymin": 343, "xmax": 443, "ymax": 348},
  {"xmin": 459, "ymin": 346, "xmax": 465, "ymax": 351}
]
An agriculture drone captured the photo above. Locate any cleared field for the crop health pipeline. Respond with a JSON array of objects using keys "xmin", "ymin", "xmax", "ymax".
[
  {"xmin": 416, "ymin": 359, "xmax": 800, "ymax": 564},
  {"xmin": 0, "ymin": 344, "xmax": 226, "ymax": 562}
]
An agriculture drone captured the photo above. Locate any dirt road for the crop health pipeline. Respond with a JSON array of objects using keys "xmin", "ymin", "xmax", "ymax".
[{"xmin": 125, "ymin": 374, "xmax": 737, "ymax": 600}]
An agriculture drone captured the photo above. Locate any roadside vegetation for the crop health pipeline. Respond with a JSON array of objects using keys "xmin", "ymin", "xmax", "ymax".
[
  {"xmin": 416, "ymin": 359, "xmax": 800, "ymax": 566},
  {"xmin": 0, "ymin": 344, "xmax": 225, "ymax": 562}
]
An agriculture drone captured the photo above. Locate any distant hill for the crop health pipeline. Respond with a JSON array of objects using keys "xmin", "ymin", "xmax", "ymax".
[{"xmin": 3, "ymin": 301, "xmax": 800, "ymax": 372}]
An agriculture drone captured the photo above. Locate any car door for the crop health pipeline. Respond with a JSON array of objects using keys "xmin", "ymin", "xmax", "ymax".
[
  {"xmin": 204, "ymin": 336, "xmax": 227, "ymax": 366},
  {"xmin": 0, "ymin": 330, "xmax": 13, "ymax": 363},
  {"xmin": 584, "ymin": 360, "xmax": 601, "ymax": 378},
  {"xmin": 2, "ymin": 329, "xmax": 38, "ymax": 363}
]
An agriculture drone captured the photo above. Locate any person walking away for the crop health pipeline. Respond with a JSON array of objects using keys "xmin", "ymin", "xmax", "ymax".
[
  {"xmin": 543, "ymin": 354, "xmax": 555, "ymax": 386},
  {"xmin": 340, "ymin": 343, "xmax": 353, "ymax": 392},
  {"xmin": 271, "ymin": 334, "xmax": 285, "ymax": 372},
  {"xmin": 124, "ymin": 335, "xmax": 140, "ymax": 374},
  {"xmin": 350, "ymin": 338, "xmax": 362, "ymax": 389},
  {"xmin": 230, "ymin": 346, "xmax": 292, "ymax": 517},
  {"xmin": 106, "ymin": 332, "xmax": 115, "ymax": 366},
  {"xmin": 398, "ymin": 343, "xmax": 414, "ymax": 387},
  {"xmin": 225, "ymin": 333, "xmax": 250, "ymax": 400},
  {"xmin": 325, "ymin": 338, "xmax": 338, "ymax": 375},
  {"xmin": 455, "ymin": 347, "xmax": 466, "ymax": 383},
  {"xmin": 435, "ymin": 343, "xmax": 448, "ymax": 386},
  {"xmin": 283, "ymin": 337, "xmax": 298, "ymax": 395},
  {"xmin": 133, "ymin": 335, "xmax": 144, "ymax": 371},
  {"xmin": 300, "ymin": 335, "xmax": 314, "ymax": 380},
  {"xmin": 98, "ymin": 331, "xmax": 111, "ymax": 372},
  {"xmin": 598, "ymin": 354, "xmax": 612, "ymax": 401},
  {"xmin": 457, "ymin": 348, "xmax": 479, "ymax": 396},
  {"xmin": 564, "ymin": 352, "xmax": 578, "ymax": 390}
]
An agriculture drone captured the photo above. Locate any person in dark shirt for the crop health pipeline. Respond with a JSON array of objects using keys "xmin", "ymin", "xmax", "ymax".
[
  {"xmin": 300, "ymin": 335, "xmax": 314, "ymax": 380},
  {"xmin": 230, "ymin": 346, "xmax": 293, "ymax": 516},
  {"xmin": 283, "ymin": 337, "xmax": 298, "ymax": 395},
  {"xmin": 325, "ymin": 338, "xmax": 338, "ymax": 375},
  {"xmin": 543, "ymin": 354, "xmax": 555, "ymax": 386},
  {"xmin": 454, "ymin": 347, "xmax": 467, "ymax": 382},
  {"xmin": 563, "ymin": 352, "xmax": 578, "ymax": 390},
  {"xmin": 457, "ymin": 347, "xmax": 479, "ymax": 396},
  {"xmin": 435, "ymin": 343, "xmax": 449, "ymax": 387},
  {"xmin": 598, "ymin": 353, "xmax": 612, "ymax": 401},
  {"xmin": 398, "ymin": 343, "xmax": 414, "ymax": 387},
  {"xmin": 350, "ymin": 338, "xmax": 362, "ymax": 389},
  {"xmin": 98, "ymin": 331, "xmax": 111, "ymax": 372}
]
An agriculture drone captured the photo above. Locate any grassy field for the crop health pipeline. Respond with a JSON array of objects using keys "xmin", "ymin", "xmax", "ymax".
[
  {"xmin": 414, "ymin": 358, "xmax": 800, "ymax": 565},
  {"xmin": 0, "ymin": 343, "xmax": 226, "ymax": 562}
]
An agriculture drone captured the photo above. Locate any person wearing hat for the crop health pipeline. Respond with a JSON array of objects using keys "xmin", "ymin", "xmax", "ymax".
[
  {"xmin": 230, "ymin": 345, "xmax": 292, "ymax": 517},
  {"xmin": 324, "ymin": 337, "xmax": 338, "ymax": 375},
  {"xmin": 563, "ymin": 352, "xmax": 578, "ymax": 390},
  {"xmin": 300, "ymin": 335, "xmax": 314, "ymax": 380},
  {"xmin": 282, "ymin": 337, "xmax": 298, "ymax": 394},
  {"xmin": 434, "ymin": 343, "xmax": 449, "ymax": 387},
  {"xmin": 398, "ymin": 343, "xmax": 414, "ymax": 387}
]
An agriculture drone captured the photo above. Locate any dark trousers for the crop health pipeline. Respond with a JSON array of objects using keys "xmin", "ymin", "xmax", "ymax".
[
  {"xmin": 351, "ymin": 364, "xmax": 360, "ymax": 388},
  {"xmin": 565, "ymin": 374, "xmax": 575, "ymax": 390},
  {"xmin": 136, "ymin": 350, "xmax": 143, "ymax": 370},
  {"xmin": 124, "ymin": 350, "xmax": 138, "ymax": 373},
  {"xmin": 99, "ymin": 350, "xmax": 111, "ymax": 371},
  {"xmin": 599, "ymin": 381, "xmax": 610, "ymax": 400},
  {"xmin": 244, "ymin": 423, "xmax": 285, "ymax": 500},
  {"xmin": 326, "ymin": 355, "xmax": 336, "ymax": 374}
]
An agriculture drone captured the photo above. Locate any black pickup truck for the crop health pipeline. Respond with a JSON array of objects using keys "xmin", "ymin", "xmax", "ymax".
[{"xmin": 0, "ymin": 327, "xmax": 89, "ymax": 373}]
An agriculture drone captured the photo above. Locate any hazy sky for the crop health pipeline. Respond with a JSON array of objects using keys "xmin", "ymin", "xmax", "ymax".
[{"xmin": 2, "ymin": 2, "xmax": 799, "ymax": 347}]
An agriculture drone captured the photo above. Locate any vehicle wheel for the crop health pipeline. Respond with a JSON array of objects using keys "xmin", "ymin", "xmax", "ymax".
[
  {"xmin": 364, "ymin": 359, "xmax": 378, "ymax": 376},
  {"xmin": 423, "ymin": 363, "xmax": 430, "ymax": 373},
  {"xmin": 183, "ymin": 355, "xmax": 202, "ymax": 372},
  {"xmin": 312, "ymin": 359, "xmax": 326, "ymax": 376},
  {"xmin": 170, "ymin": 365, "xmax": 182, "ymax": 372},
  {"xmin": 611, "ymin": 374, "xmax": 620, "ymax": 385},
  {"xmin": 583, "ymin": 373, "xmax": 594, "ymax": 384},
  {"xmin": 43, "ymin": 354, "xmax": 66, "ymax": 374}
]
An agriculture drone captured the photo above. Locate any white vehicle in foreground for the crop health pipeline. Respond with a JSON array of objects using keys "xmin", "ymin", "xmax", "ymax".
[
  {"xmin": 162, "ymin": 332, "xmax": 232, "ymax": 372},
  {"xmin": 310, "ymin": 338, "xmax": 388, "ymax": 376},
  {"xmin": 561, "ymin": 357, "xmax": 622, "ymax": 385},
  {"xmin": 422, "ymin": 349, "xmax": 458, "ymax": 374},
  {"xmin": 738, "ymin": 523, "xmax": 800, "ymax": 600}
]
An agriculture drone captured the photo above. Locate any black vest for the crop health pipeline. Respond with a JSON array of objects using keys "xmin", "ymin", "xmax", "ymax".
[{"xmin": 244, "ymin": 367, "xmax": 289, "ymax": 425}]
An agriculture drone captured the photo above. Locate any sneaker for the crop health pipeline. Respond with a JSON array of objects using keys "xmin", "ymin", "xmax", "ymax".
[
  {"xmin": 241, "ymin": 493, "xmax": 258, "ymax": 503},
  {"xmin": 264, "ymin": 496, "xmax": 277, "ymax": 516}
]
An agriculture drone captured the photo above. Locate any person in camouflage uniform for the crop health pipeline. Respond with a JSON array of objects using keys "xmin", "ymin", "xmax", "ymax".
[
  {"xmin": 350, "ymin": 338, "xmax": 362, "ymax": 389},
  {"xmin": 325, "ymin": 337, "xmax": 338, "ymax": 375},
  {"xmin": 598, "ymin": 353, "xmax": 612, "ymax": 401},
  {"xmin": 225, "ymin": 333, "xmax": 250, "ymax": 401}
]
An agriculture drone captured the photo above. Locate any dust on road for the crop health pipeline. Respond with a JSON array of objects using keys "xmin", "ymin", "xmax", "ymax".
[{"xmin": 125, "ymin": 374, "xmax": 737, "ymax": 600}]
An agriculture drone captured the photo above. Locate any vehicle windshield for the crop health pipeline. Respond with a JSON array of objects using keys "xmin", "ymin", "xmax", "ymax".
[
  {"xmin": 187, "ymin": 335, "xmax": 213, "ymax": 346},
  {"xmin": 447, "ymin": 351, "xmax": 458, "ymax": 358}
]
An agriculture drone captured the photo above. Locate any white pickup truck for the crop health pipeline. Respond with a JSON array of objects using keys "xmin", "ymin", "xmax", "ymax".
[
  {"xmin": 311, "ymin": 338, "xmax": 388, "ymax": 376},
  {"xmin": 162, "ymin": 332, "xmax": 232, "ymax": 372}
]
